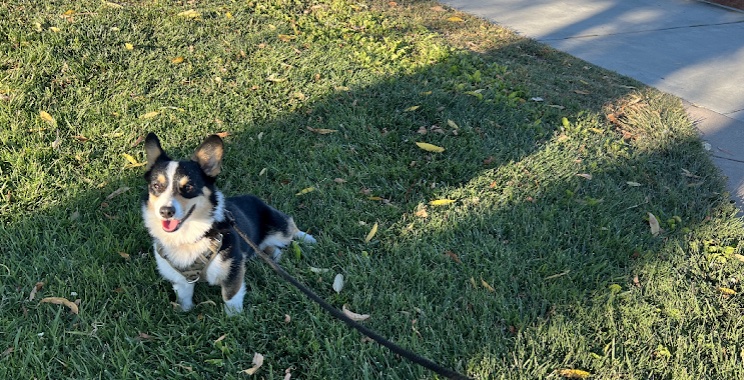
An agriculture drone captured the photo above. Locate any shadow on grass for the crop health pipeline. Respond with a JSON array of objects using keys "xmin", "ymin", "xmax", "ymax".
[{"xmin": 0, "ymin": 5, "xmax": 738, "ymax": 380}]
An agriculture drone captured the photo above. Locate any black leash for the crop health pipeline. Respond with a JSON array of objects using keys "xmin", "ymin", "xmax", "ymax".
[{"xmin": 225, "ymin": 212, "xmax": 472, "ymax": 380}]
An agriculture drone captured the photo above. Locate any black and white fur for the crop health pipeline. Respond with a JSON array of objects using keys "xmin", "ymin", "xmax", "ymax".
[{"xmin": 141, "ymin": 133, "xmax": 315, "ymax": 315}]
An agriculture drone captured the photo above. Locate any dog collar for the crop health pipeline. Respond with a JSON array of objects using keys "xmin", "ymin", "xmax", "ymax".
[{"xmin": 155, "ymin": 232, "xmax": 224, "ymax": 283}]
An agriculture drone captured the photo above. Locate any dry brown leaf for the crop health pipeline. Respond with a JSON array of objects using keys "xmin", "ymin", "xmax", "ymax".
[
  {"xmin": 106, "ymin": 186, "xmax": 130, "ymax": 200},
  {"xmin": 414, "ymin": 206, "xmax": 428, "ymax": 218},
  {"xmin": 307, "ymin": 126, "xmax": 337, "ymax": 134},
  {"xmin": 431, "ymin": 5, "xmax": 446, "ymax": 11},
  {"xmin": 40, "ymin": 297, "xmax": 79, "ymax": 314},
  {"xmin": 573, "ymin": 89, "xmax": 591, "ymax": 95},
  {"xmin": 171, "ymin": 56, "xmax": 184, "ymax": 64},
  {"xmin": 131, "ymin": 135, "xmax": 145, "ymax": 147},
  {"xmin": 241, "ymin": 353, "xmax": 264, "ymax": 375},
  {"xmin": 2, "ymin": 347, "xmax": 14, "ymax": 357},
  {"xmin": 576, "ymin": 173, "xmax": 592, "ymax": 180},
  {"xmin": 139, "ymin": 111, "xmax": 159, "ymax": 119},
  {"xmin": 481, "ymin": 279, "xmax": 495, "ymax": 292},
  {"xmin": 216, "ymin": 131, "xmax": 231, "ymax": 138},
  {"xmin": 72, "ymin": 135, "xmax": 89, "ymax": 142},
  {"xmin": 447, "ymin": 16, "xmax": 464, "ymax": 22},
  {"xmin": 342, "ymin": 305, "xmax": 370, "ymax": 321},
  {"xmin": 648, "ymin": 212, "xmax": 660, "ymax": 237},
  {"xmin": 118, "ymin": 251, "xmax": 130, "ymax": 260},
  {"xmin": 28, "ymin": 282, "xmax": 44, "ymax": 301},
  {"xmin": 214, "ymin": 334, "xmax": 227, "ymax": 343},
  {"xmin": 333, "ymin": 178, "xmax": 347, "ymax": 184},
  {"xmin": 443, "ymin": 250, "xmax": 461, "ymax": 264}
]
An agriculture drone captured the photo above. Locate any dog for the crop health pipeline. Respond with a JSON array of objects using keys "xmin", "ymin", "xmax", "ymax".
[{"xmin": 141, "ymin": 132, "xmax": 315, "ymax": 315}]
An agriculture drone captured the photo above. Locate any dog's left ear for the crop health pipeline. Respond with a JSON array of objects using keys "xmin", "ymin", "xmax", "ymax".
[{"xmin": 192, "ymin": 135, "xmax": 224, "ymax": 177}]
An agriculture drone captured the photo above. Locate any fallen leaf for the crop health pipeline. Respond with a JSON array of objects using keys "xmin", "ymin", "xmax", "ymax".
[
  {"xmin": 309, "ymin": 266, "xmax": 330, "ymax": 274},
  {"xmin": 431, "ymin": 5, "xmax": 446, "ymax": 11},
  {"xmin": 576, "ymin": 173, "xmax": 592, "ymax": 180},
  {"xmin": 443, "ymin": 250, "xmax": 461, "ymax": 264},
  {"xmin": 28, "ymin": 282, "xmax": 44, "ymax": 301},
  {"xmin": 49, "ymin": 27, "xmax": 61, "ymax": 33},
  {"xmin": 118, "ymin": 251, "xmax": 130, "ymax": 260},
  {"xmin": 216, "ymin": 131, "xmax": 231, "ymax": 138},
  {"xmin": 137, "ymin": 332, "xmax": 153, "ymax": 340},
  {"xmin": 415, "ymin": 142, "xmax": 445, "ymax": 153},
  {"xmin": 214, "ymin": 334, "xmax": 227, "ymax": 343},
  {"xmin": 139, "ymin": 111, "xmax": 159, "ymax": 119},
  {"xmin": 72, "ymin": 135, "xmax": 89, "ymax": 142},
  {"xmin": 122, "ymin": 154, "xmax": 145, "ymax": 168},
  {"xmin": 556, "ymin": 369, "xmax": 592, "ymax": 379},
  {"xmin": 124, "ymin": 43, "xmax": 134, "ymax": 50},
  {"xmin": 171, "ymin": 56, "xmax": 184, "ymax": 64},
  {"xmin": 39, "ymin": 111, "xmax": 56, "ymax": 125},
  {"xmin": 718, "ymin": 287, "xmax": 736, "ymax": 295},
  {"xmin": 2, "ymin": 347, "xmax": 14, "ymax": 357},
  {"xmin": 414, "ymin": 206, "xmax": 428, "ymax": 218},
  {"xmin": 307, "ymin": 126, "xmax": 337, "ymax": 134},
  {"xmin": 241, "ymin": 353, "xmax": 264, "ymax": 375},
  {"xmin": 284, "ymin": 314, "xmax": 291, "ymax": 323},
  {"xmin": 278, "ymin": 34, "xmax": 295, "ymax": 42},
  {"xmin": 177, "ymin": 9, "xmax": 201, "ymax": 19},
  {"xmin": 342, "ymin": 305, "xmax": 370, "ymax": 321},
  {"xmin": 51, "ymin": 130, "xmax": 61, "ymax": 149},
  {"xmin": 447, "ymin": 16, "xmax": 464, "ymax": 22},
  {"xmin": 447, "ymin": 119, "xmax": 459, "ymax": 129},
  {"xmin": 131, "ymin": 135, "xmax": 145, "ymax": 147},
  {"xmin": 40, "ymin": 297, "xmax": 79, "ymax": 314},
  {"xmin": 480, "ymin": 279, "xmax": 495, "ymax": 292},
  {"xmin": 364, "ymin": 222, "xmax": 378, "ymax": 243},
  {"xmin": 648, "ymin": 212, "xmax": 660, "ymax": 237},
  {"xmin": 295, "ymin": 187, "xmax": 315, "ymax": 196},
  {"xmin": 284, "ymin": 368, "xmax": 292, "ymax": 380},
  {"xmin": 734, "ymin": 254, "xmax": 744, "ymax": 262},
  {"xmin": 103, "ymin": 1, "xmax": 123, "ymax": 9},
  {"xmin": 404, "ymin": 105, "xmax": 420, "ymax": 112},
  {"xmin": 626, "ymin": 181, "xmax": 642, "ymax": 187},
  {"xmin": 332, "ymin": 274, "xmax": 344, "ymax": 293},
  {"xmin": 333, "ymin": 178, "xmax": 347, "ymax": 184},
  {"xmin": 429, "ymin": 199, "xmax": 455, "ymax": 206},
  {"xmin": 106, "ymin": 186, "xmax": 130, "ymax": 199},
  {"xmin": 572, "ymin": 89, "xmax": 590, "ymax": 95}
]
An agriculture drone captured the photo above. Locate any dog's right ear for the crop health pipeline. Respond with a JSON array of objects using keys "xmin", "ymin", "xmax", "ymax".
[{"xmin": 144, "ymin": 132, "xmax": 165, "ymax": 170}]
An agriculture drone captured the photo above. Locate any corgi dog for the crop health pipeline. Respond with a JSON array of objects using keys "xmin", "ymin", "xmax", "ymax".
[{"xmin": 141, "ymin": 133, "xmax": 315, "ymax": 315}]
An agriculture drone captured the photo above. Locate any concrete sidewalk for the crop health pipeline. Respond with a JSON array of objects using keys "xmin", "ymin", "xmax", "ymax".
[{"xmin": 441, "ymin": 0, "xmax": 744, "ymax": 207}]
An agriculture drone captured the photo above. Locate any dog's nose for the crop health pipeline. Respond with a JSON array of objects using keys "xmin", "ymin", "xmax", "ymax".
[{"xmin": 160, "ymin": 206, "xmax": 176, "ymax": 219}]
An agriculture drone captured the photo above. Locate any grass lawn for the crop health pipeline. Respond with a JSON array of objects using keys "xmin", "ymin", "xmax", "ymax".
[{"xmin": 2, "ymin": 0, "xmax": 744, "ymax": 379}]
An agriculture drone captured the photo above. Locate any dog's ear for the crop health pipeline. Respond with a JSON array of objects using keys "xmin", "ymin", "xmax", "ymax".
[
  {"xmin": 192, "ymin": 135, "xmax": 224, "ymax": 177},
  {"xmin": 144, "ymin": 133, "xmax": 166, "ymax": 170}
]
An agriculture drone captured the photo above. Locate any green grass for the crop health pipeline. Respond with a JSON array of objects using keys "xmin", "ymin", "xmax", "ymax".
[{"xmin": 2, "ymin": 1, "xmax": 743, "ymax": 379}]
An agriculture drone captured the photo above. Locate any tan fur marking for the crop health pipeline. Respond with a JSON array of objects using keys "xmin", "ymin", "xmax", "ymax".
[{"xmin": 179, "ymin": 176, "xmax": 189, "ymax": 187}]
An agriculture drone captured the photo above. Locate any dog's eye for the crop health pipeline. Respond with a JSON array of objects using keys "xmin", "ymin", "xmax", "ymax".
[
  {"xmin": 182, "ymin": 184, "xmax": 194, "ymax": 194},
  {"xmin": 151, "ymin": 183, "xmax": 165, "ymax": 192}
]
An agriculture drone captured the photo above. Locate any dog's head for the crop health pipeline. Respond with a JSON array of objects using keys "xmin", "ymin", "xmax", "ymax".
[{"xmin": 142, "ymin": 133, "xmax": 226, "ymax": 244}]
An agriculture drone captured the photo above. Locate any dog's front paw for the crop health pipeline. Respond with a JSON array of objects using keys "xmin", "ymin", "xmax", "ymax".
[
  {"xmin": 224, "ymin": 303, "xmax": 243, "ymax": 316},
  {"xmin": 179, "ymin": 300, "xmax": 194, "ymax": 312}
]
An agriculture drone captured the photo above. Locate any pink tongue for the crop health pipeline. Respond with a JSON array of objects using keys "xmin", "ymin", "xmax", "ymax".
[{"xmin": 162, "ymin": 219, "xmax": 180, "ymax": 232}]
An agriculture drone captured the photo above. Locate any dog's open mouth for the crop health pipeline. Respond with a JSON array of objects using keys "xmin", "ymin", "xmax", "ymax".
[{"xmin": 161, "ymin": 205, "xmax": 195, "ymax": 233}]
